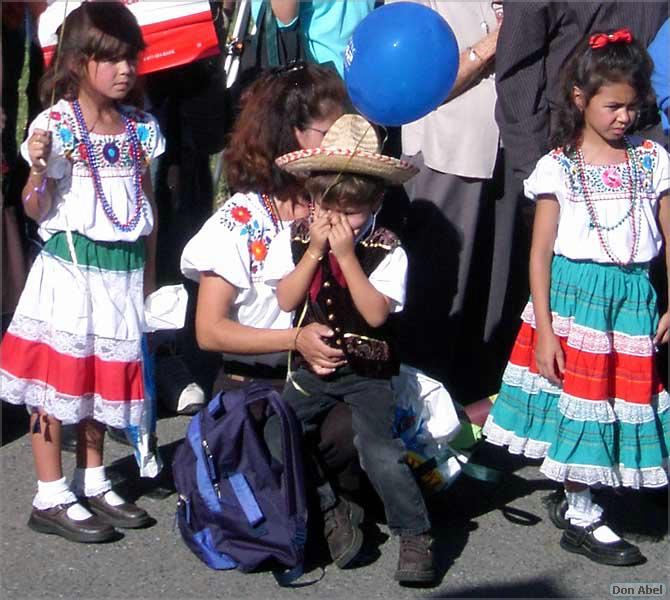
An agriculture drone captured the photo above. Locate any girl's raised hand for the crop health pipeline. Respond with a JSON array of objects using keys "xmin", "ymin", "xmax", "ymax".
[
  {"xmin": 654, "ymin": 311, "xmax": 669, "ymax": 346},
  {"xmin": 28, "ymin": 129, "xmax": 52, "ymax": 170},
  {"xmin": 308, "ymin": 211, "xmax": 331, "ymax": 257},
  {"xmin": 328, "ymin": 213, "xmax": 355, "ymax": 261},
  {"xmin": 535, "ymin": 328, "xmax": 565, "ymax": 385}
]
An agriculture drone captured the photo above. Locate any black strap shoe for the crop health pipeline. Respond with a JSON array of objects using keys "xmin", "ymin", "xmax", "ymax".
[
  {"xmin": 560, "ymin": 521, "xmax": 645, "ymax": 566},
  {"xmin": 542, "ymin": 490, "xmax": 569, "ymax": 530},
  {"xmin": 86, "ymin": 492, "xmax": 152, "ymax": 529},
  {"xmin": 28, "ymin": 503, "xmax": 117, "ymax": 543}
]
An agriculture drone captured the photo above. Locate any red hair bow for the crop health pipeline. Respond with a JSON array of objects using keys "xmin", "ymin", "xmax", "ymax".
[{"xmin": 589, "ymin": 28, "xmax": 633, "ymax": 49}]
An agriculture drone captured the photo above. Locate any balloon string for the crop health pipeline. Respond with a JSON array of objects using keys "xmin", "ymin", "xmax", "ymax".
[{"xmin": 39, "ymin": 0, "xmax": 70, "ymax": 168}]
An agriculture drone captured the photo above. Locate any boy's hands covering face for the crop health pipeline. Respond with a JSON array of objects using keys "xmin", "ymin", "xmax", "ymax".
[
  {"xmin": 308, "ymin": 211, "xmax": 331, "ymax": 256},
  {"xmin": 328, "ymin": 213, "xmax": 355, "ymax": 261}
]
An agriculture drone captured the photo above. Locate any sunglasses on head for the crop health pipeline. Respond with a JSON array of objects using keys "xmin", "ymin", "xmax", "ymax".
[{"xmin": 270, "ymin": 60, "xmax": 308, "ymax": 77}]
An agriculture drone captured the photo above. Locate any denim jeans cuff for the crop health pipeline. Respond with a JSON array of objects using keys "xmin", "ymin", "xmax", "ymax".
[
  {"xmin": 317, "ymin": 482, "xmax": 338, "ymax": 513},
  {"xmin": 389, "ymin": 523, "xmax": 431, "ymax": 537}
]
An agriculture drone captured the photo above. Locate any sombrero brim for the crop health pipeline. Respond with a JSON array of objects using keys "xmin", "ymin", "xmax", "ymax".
[{"xmin": 275, "ymin": 147, "xmax": 418, "ymax": 185}]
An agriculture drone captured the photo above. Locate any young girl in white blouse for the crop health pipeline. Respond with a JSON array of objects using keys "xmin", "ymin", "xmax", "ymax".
[
  {"xmin": 484, "ymin": 30, "xmax": 669, "ymax": 565},
  {"xmin": 0, "ymin": 3, "xmax": 164, "ymax": 542}
]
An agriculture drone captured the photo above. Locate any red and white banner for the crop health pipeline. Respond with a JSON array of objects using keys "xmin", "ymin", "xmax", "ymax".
[{"xmin": 38, "ymin": 0, "xmax": 220, "ymax": 75}]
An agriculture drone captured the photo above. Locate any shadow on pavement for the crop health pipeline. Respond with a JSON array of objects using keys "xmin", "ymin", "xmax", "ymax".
[
  {"xmin": 429, "ymin": 576, "xmax": 566, "ymax": 598},
  {"xmin": 106, "ymin": 438, "xmax": 181, "ymax": 502},
  {"xmin": 1, "ymin": 400, "xmax": 29, "ymax": 447}
]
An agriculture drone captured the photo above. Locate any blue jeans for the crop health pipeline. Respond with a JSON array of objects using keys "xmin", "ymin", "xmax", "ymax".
[{"xmin": 268, "ymin": 367, "xmax": 430, "ymax": 536}]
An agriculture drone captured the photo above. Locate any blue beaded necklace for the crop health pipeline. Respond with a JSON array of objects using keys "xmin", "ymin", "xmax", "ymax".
[
  {"xmin": 71, "ymin": 99, "xmax": 144, "ymax": 232},
  {"xmin": 576, "ymin": 137, "xmax": 641, "ymax": 265}
]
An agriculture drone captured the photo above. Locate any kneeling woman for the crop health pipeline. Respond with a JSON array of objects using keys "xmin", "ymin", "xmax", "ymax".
[{"xmin": 180, "ymin": 63, "xmax": 361, "ymax": 526}]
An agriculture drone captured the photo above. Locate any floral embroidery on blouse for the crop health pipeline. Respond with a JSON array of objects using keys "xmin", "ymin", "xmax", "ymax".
[
  {"xmin": 231, "ymin": 206, "xmax": 252, "ymax": 224},
  {"xmin": 601, "ymin": 167, "xmax": 622, "ymax": 188},
  {"xmin": 550, "ymin": 139, "xmax": 659, "ymax": 202},
  {"xmin": 219, "ymin": 200, "xmax": 276, "ymax": 276},
  {"xmin": 50, "ymin": 105, "xmax": 157, "ymax": 169}
]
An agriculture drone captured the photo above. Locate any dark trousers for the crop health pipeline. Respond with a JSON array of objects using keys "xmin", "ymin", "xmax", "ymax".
[
  {"xmin": 2, "ymin": 15, "xmax": 43, "ymax": 253},
  {"xmin": 267, "ymin": 367, "xmax": 430, "ymax": 536}
]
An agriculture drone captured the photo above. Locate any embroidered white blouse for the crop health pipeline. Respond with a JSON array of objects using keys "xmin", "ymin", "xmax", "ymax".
[
  {"xmin": 524, "ymin": 137, "xmax": 670, "ymax": 263},
  {"xmin": 180, "ymin": 192, "xmax": 292, "ymax": 368},
  {"xmin": 20, "ymin": 99, "xmax": 165, "ymax": 243}
]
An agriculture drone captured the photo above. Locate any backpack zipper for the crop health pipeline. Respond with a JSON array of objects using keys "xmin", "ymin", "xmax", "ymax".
[{"xmin": 201, "ymin": 438, "xmax": 223, "ymax": 500}]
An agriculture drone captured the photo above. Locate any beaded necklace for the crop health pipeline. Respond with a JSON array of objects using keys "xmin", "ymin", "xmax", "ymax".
[
  {"xmin": 71, "ymin": 99, "xmax": 145, "ymax": 232},
  {"xmin": 576, "ymin": 138, "xmax": 641, "ymax": 266},
  {"xmin": 260, "ymin": 193, "xmax": 283, "ymax": 233}
]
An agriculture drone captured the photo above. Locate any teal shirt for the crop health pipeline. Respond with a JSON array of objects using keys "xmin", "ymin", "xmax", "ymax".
[{"xmin": 250, "ymin": 0, "xmax": 375, "ymax": 77}]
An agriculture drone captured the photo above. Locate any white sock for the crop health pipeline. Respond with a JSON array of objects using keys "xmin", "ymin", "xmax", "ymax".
[
  {"xmin": 591, "ymin": 524, "xmax": 622, "ymax": 544},
  {"xmin": 65, "ymin": 503, "xmax": 95, "ymax": 521},
  {"xmin": 71, "ymin": 466, "xmax": 112, "ymax": 498},
  {"xmin": 33, "ymin": 477, "xmax": 77, "ymax": 510},
  {"xmin": 565, "ymin": 488, "xmax": 604, "ymax": 528}
]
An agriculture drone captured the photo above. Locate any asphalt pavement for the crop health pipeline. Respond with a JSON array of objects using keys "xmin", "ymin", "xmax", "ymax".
[{"xmin": 1, "ymin": 402, "xmax": 667, "ymax": 600}]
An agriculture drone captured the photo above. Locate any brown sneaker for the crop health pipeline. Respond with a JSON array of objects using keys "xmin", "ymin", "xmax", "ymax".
[
  {"xmin": 323, "ymin": 498, "xmax": 364, "ymax": 568},
  {"xmin": 28, "ymin": 503, "xmax": 117, "ymax": 543},
  {"xmin": 86, "ymin": 491, "xmax": 152, "ymax": 529},
  {"xmin": 394, "ymin": 532, "xmax": 436, "ymax": 584}
]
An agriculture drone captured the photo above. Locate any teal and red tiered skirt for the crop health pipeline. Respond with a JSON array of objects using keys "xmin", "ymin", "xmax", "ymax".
[
  {"xmin": 484, "ymin": 255, "xmax": 669, "ymax": 488},
  {"xmin": 0, "ymin": 232, "xmax": 146, "ymax": 428}
]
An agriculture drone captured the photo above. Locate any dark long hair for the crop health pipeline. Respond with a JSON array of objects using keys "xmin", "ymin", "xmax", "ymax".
[
  {"xmin": 40, "ymin": 1, "xmax": 145, "ymax": 107},
  {"xmin": 551, "ymin": 30, "xmax": 655, "ymax": 154},
  {"xmin": 223, "ymin": 63, "xmax": 348, "ymax": 201}
]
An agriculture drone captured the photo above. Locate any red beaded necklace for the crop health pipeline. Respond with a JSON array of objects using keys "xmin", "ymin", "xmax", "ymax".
[
  {"xmin": 576, "ymin": 138, "xmax": 641, "ymax": 266},
  {"xmin": 260, "ymin": 193, "xmax": 282, "ymax": 232},
  {"xmin": 261, "ymin": 193, "xmax": 316, "ymax": 230}
]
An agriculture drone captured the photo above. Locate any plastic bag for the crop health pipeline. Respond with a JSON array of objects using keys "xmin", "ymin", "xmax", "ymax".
[
  {"xmin": 143, "ymin": 284, "xmax": 188, "ymax": 333},
  {"xmin": 391, "ymin": 364, "xmax": 461, "ymax": 441},
  {"xmin": 121, "ymin": 336, "xmax": 163, "ymax": 478},
  {"xmin": 392, "ymin": 364, "xmax": 468, "ymax": 494},
  {"xmin": 122, "ymin": 284, "xmax": 189, "ymax": 476}
]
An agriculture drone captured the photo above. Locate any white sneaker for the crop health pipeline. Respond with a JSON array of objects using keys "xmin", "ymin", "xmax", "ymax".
[{"xmin": 176, "ymin": 383, "xmax": 205, "ymax": 415}]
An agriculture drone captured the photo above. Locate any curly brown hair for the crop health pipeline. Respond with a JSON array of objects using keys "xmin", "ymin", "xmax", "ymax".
[
  {"xmin": 223, "ymin": 63, "xmax": 348, "ymax": 201},
  {"xmin": 39, "ymin": 1, "xmax": 145, "ymax": 107}
]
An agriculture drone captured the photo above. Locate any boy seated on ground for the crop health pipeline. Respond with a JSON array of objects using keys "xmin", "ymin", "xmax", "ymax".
[{"xmin": 263, "ymin": 114, "xmax": 436, "ymax": 585}]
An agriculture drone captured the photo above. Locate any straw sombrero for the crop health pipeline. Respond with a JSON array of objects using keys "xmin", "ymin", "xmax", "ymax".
[{"xmin": 275, "ymin": 114, "xmax": 418, "ymax": 185}]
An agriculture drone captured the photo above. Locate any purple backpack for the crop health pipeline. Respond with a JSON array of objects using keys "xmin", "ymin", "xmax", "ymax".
[{"xmin": 172, "ymin": 383, "xmax": 307, "ymax": 585}]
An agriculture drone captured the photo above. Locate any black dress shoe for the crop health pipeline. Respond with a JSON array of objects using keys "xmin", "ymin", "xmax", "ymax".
[
  {"xmin": 542, "ymin": 490, "xmax": 569, "ymax": 530},
  {"xmin": 28, "ymin": 503, "xmax": 117, "ymax": 543},
  {"xmin": 86, "ymin": 493, "xmax": 152, "ymax": 529},
  {"xmin": 560, "ymin": 522, "xmax": 645, "ymax": 566}
]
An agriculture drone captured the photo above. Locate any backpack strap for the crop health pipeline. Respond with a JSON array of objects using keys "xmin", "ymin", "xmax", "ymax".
[
  {"xmin": 262, "ymin": 389, "xmax": 307, "ymax": 519},
  {"xmin": 227, "ymin": 473, "xmax": 264, "ymax": 526},
  {"xmin": 202, "ymin": 390, "xmax": 268, "ymax": 527},
  {"xmin": 186, "ymin": 413, "xmax": 223, "ymax": 514},
  {"xmin": 240, "ymin": 384, "xmax": 309, "ymax": 586}
]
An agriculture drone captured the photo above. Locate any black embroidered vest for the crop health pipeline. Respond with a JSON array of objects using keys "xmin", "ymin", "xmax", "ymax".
[{"xmin": 290, "ymin": 219, "xmax": 401, "ymax": 379}]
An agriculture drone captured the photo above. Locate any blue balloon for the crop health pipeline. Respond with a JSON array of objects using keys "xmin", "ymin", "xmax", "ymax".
[{"xmin": 344, "ymin": 3, "xmax": 459, "ymax": 127}]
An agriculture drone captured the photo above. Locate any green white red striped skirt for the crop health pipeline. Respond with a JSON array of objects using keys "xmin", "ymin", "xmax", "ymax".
[
  {"xmin": 483, "ymin": 255, "xmax": 669, "ymax": 489},
  {"xmin": 0, "ymin": 232, "xmax": 146, "ymax": 428}
]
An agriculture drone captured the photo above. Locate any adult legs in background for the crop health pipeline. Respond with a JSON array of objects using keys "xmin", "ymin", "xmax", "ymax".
[
  {"xmin": 483, "ymin": 159, "xmax": 533, "ymax": 389},
  {"xmin": 393, "ymin": 151, "xmax": 505, "ymax": 402}
]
